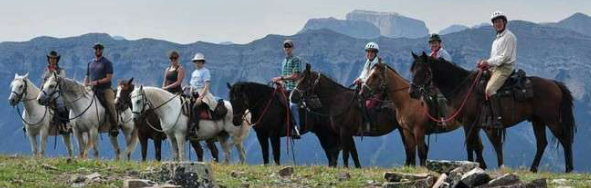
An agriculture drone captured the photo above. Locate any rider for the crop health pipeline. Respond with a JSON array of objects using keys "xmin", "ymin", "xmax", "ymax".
[
  {"xmin": 428, "ymin": 34, "xmax": 451, "ymax": 124},
  {"xmin": 272, "ymin": 39, "xmax": 303, "ymax": 139},
  {"xmin": 188, "ymin": 52, "xmax": 219, "ymax": 136},
  {"xmin": 162, "ymin": 50, "xmax": 185, "ymax": 94},
  {"xmin": 477, "ymin": 11, "xmax": 517, "ymax": 128},
  {"xmin": 84, "ymin": 43, "xmax": 119, "ymax": 136},
  {"xmin": 40, "ymin": 50, "xmax": 70, "ymax": 133},
  {"xmin": 353, "ymin": 42, "xmax": 381, "ymax": 132}
]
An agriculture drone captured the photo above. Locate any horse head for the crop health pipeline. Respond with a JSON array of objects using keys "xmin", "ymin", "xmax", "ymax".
[
  {"xmin": 37, "ymin": 72, "xmax": 62, "ymax": 106},
  {"xmin": 360, "ymin": 62, "xmax": 388, "ymax": 99},
  {"xmin": 116, "ymin": 78, "xmax": 134, "ymax": 111},
  {"xmin": 8, "ymin": 73, "xmax": 31, "ymax": 106},
  {"xmin": 228, "ymin": 82, "xmax": 249, "ymax": 126},
  {"xmin": 130, "ymin": 85, "xmax": 149, "ymax": 121},
  {"xmin": 409, "ymin": 52, "xmax": 433, "ymax": 99},
  {"xmin": 293, "ymin": 63, "xmax": 321, "ymax": 104}
]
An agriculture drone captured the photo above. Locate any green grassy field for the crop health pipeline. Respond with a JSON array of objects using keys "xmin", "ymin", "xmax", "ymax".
[{"xmin": 0, "ymin": 155, "xmax": 589, "ymax": 187}]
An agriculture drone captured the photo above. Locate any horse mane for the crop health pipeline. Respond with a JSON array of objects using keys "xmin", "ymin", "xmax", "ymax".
[
  {"xmin": 142, "ymin": 86, "xmax": 176, "ymax": 106},
  {"xmin": 382, "ymin": 63, "xmax": 411, "ymax": 84},
  {"xmin": 428, "ymin": 56, "xmax": 471, "ymax": 83},
  {"xmin": 59, "ymin": 77, "xmax": 89, "ymax": 95},
  {"xmin": 12, "ymin": 76, "xmax": 40, "ymax": 96},
  {"xmin": 310, "ymin": 71, "xmax": 354, "ymax": 91}
]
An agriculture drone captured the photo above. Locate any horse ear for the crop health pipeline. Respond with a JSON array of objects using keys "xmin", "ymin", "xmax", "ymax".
[
  {"xmin": 14, "ymin": 73, "xmax": 18, "ymax": 79},
  {"xmin": 421, "ymin": 51, "xmax": 428, "ymax": 58},
  {"xmin": 411, "ymin": 52, "xmax": 418, "ymax": 59},
  {"xmin": 139, "ymin": 85, "xmax": 143, "ymax": 91},
  {"xmin": 128, "ymin": 77, "xmax": 134, "ymax": 84},
  {"xmin": 306, "ymin": 63, "xmax": 311, "ymax": 72},
  {"xmin": 226, "ymin": 82, "xmax": 232, "ymax": 90}
]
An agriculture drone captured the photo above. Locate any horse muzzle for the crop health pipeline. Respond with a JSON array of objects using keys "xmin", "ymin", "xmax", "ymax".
[{"xmin": 8, "ymin": 98, "xmax": 17, "ymax": 106}]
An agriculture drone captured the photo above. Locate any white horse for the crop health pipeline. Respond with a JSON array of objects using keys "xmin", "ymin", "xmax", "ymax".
[
  {"xmin": 8, "ymin": 73, "xmax": 74, "ymax": 158},
  {"xmin": 37, "ymin": 73, "xmax": 138, "ymax": 160},
  {"xmin": 130, "ymin": 86, "xmax": 251, "ymax": 163}
]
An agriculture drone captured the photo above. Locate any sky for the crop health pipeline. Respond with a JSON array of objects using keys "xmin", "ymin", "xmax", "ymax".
[{"xmin": 0, "ymin": 0, "xmax": 589, "ymax": 44}]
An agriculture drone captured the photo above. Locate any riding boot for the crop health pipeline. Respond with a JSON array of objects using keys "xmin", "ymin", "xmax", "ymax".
[
  {"xmin": 489, "ymin": 95, "xmax": 504, "ymax": 129},
  {"xmin": 189, "ymin": 106, "xmax": 200, "ymax": 136},
  {"xmin": 479, "ymin": 101, "xmax": 491, "ymax": 128},
  {"xmin": 57, "ymin": 107, "xmax": 70, "ymax": 134}
]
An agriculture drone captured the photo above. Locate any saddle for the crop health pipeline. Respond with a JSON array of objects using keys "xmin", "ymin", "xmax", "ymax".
[
  {"xmin": 183, "ymin": 92, "xmax": 228, "ymax": 121},
  {"xmin": 480, "ymin": 69, "xmax": 534, "ymax": 101}
]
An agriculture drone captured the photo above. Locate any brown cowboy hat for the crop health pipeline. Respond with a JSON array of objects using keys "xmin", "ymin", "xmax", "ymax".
[{"xmin": 47, "ymin": 51, "xmax": 61, "ymax": 62}]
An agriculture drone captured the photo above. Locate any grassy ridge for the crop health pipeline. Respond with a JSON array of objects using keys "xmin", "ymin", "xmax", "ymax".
[{"xmin": 0, "ymin": 155, "xmax": 589, "ymax": 187}]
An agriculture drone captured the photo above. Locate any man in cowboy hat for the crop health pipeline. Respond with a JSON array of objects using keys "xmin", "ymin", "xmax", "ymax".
[
  {"xmin": 84, "ymin": 43, "xmax": 119, "ymax": 136},
  {"xmin": 41, "ymin": 50, "xmax": 70, "ymax": 134},
  {"xmin": 428, "ymin": 34, "xmax": 452, "ymax": 62}
]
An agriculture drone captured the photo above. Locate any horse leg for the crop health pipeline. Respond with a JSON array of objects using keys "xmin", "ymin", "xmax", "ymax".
[
  {"xmin": 62, "ymin": 133, "xmax": 74, "ymax": 158},
  {"xmin": 397, "ymin": 129, "xmax": 411, "ymax": 166},
  {"xmin": 270, "ymin": 135, "xmax": 281, "ymax": 165},
  {"xmin": 154, "ymin": 137, "xmax": 162, "ymax": 161},
  {"xmin": 219, "ymin": 135, "xmax": 232, "ymax": 164},
  {"xmin": 139, "ymin": 135, "xmax": 148, "ymax": 162},
  {"xmin": 315, "ymin": 132, "xmax": 338, "ymax": 167},
  {"xmin": 346, "ymin": 135, "xmax": 361, "ymax": 168},
  {"xmin": 123, "ymin": 126, "xmax": 139, "ymax": 160},
  {"xmin": 484, "ymin": 128, "xmax": 504, "ymax": 168},
  {"xmin": 236, "ymin": 142, "xmax": 246, "ymax": 164},
  {"xmin": 462, "ymin": 126, "xmax": 475, "ymax": 162},
  {"xmin": 27, "ymin": 130, "xmax": 39, "ymax": 158},
  {"xmin": 191, "ymin": 140, "xmax": 204, "ymax": 162},
  {"xmin": 73, "ymin": 129, "xmax": 85, "ymax": 158},
  {"xmin": 90, "ymin": 128, "xmax": 100, "ymax": 159},
  {"xmin": 174, "ymin": 133, "xmax": 186, "ymax": 161},
  {"xmin": 529, "ymin": 120, "xmax": 547, "ymax": 172},
  {"xmin": 39, "ymin": 126, "xmax": 49, "ymax": 157},
  {"xmin": 401, "ymin": 129, "xmax": 417, "ymax": 166},
  {"xmin": 339, "ymin": 130, "xmax": 351, "ymax": 168},
  {"xmin": 206, "ymin": 139, "xmax": 219, "ymax": 163},
  {"xmin": 547, "ymin": 122, "xmax": 574, "ymax": 172},
  {"xmin": 108, "ymin": 131, "xmax": 120, "ymax": 160},
  {"xmin": 168, "ymin": 134, "xmax": 179, "ymax": 161},
  {"xmin": 465, "ymin": 123, "xmax": 487, "ymax": 169},
  {"xmin": 414, "ymin": 128, "xmax": 428, "ymax": 166},
  {"xmin": 256, "ymin": 133, "xmax": 270, "ymax": 165}
]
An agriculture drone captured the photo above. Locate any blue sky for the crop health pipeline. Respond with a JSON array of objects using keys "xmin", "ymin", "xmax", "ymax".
[{"xmin": 0, "ymin": 0, "xmax": 589, "ymax": 44}]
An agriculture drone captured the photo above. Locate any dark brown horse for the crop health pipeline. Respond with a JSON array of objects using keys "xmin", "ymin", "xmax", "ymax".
[
  {"xmin": 362, "ymin": 62, "xmax": 473, "ymax": 166},
  {"xmin": 228, "ymin": 82, "xmax": 344, "ymax": 167},
  {"xmin": 293, "ymin": 64, "xmax": 403, "ymax": 168},
  {"xmin": 116, "ymin": 78, "xmax": 219, "ymax": 162},
  {"xmin": 409, "ymin": 52, "xmax": 575, "ymax": 172}
]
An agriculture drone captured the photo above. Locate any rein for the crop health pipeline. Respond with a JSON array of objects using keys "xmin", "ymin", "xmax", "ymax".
[{"xmin": 132, "ymin": 88, "xmax": 184, "ymax": 133}]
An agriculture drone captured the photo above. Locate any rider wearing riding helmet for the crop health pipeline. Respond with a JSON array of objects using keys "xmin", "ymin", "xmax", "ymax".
[
  {"xmin": 354, "ymin": 42, "xmax": 382, "ymax": 132},
  {"xmin": 477, "ymin": 11, "xmax": 517, "ymax": 128}
]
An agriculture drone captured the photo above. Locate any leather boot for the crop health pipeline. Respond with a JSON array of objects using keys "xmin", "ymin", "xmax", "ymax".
[
  {"xmin": 189, "ymin": 107, "xmax": 200, "ymax": 136},
  {"xmin": 489, "ymin": 95, "xmax": 504, "ymax": 129}
]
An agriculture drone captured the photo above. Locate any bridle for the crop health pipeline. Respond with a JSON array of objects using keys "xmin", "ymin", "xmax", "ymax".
[
  {"xmin": 363, "ymin": 64, "xmax": 410, "ymax": 100},
  {"xmin": 12, "ymin": 79, "xmax": 36, "ymax": 103},
  {"xmin": 292, "ymin": 71, "xmax": 321, "ymax": 104}
]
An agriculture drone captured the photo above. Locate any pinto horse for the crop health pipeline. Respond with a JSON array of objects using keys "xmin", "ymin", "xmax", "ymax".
[
  {"xmin": 293, "ymin": 64, "xmax": 403, "ymax": 168},
  {"xmin": 362, "ymin": 62, "xmax": 471, "ymax": 166},
  {"xmin": 115, "ymin": 78, "xmax": 219, "ymax": 162},
  {"xmin": 228, "ymin": 82, "xmax": 343, "ymax": 167},
  {"xmin": 409, "ymin": 52, "xmax": 575, "ymax": 172}
]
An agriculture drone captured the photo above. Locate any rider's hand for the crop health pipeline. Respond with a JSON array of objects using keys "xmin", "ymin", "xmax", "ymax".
[
  {"xmin": 353, "ymin": 78, "xmax": 361, "ymax": 85},
  {"xmin": 272, "ymin": 76, "xmax": 282, "ymax": 83},
  {"xmin": 196, "ymin": 98, "xmax": 203, "ymax": 105},
  {"xmin": 477, "ymin": 60, "xmax": 489, "ymax": 67}
]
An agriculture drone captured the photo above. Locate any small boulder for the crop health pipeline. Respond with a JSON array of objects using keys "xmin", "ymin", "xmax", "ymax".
[
  {"xmin": 459, "ymin": 168, "xmax": 490, "ymax": 187},
  {"xmin": 278, "ymin": 166, "xmax": 294, "ymax": 177},
  {"xmin": 123, "ymin": 179, "xmax": 157, "ymax": 188},
  {"xmin": 383, "ymin": 172, "xmax": 430, "ymax": 182},
  {"xmin": 42, "ymin": 163, "xmax": 59, "ymax": 171},
  {"xmin": 382, "ymin": 176, "xmax": 433, "ymax": 188},
  {"xmin": 426, "ymin": 160, "xmax": 479, "ymax": 174},
  {"xmin": 526, "ymin": 178, "xmax": 547, "ymax": 188},
  {"xmin": 338, "ymin": 172, "xmax": 351, "ymax": 181},
  {"xmin": 432, "ymin": 173, "xmax": 450, "ymax": 188},
  {"xmin": 484, "ymin": 173, "xmax": 520, "ymax": 187}
]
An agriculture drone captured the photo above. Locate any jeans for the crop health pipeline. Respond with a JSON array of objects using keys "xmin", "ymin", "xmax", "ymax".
[{"xmin": 289, "ymin": 102, "xmax": 300, "ymax": 128}]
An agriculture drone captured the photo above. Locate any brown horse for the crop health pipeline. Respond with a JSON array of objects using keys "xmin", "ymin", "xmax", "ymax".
[
  {"xmin": 294, "ymin": 64, "xmax": 403, "ymax": 168},
  {"xmin": 116, "ymin": 78, "xmax": 219, "ymax": 162},
  {"xmin": 409, "ymin": 52, "xmax": 575, "ymax": 172},
  {"xmin": 362, "ymin": 62, "xmax": 477, "ymax": 166}
]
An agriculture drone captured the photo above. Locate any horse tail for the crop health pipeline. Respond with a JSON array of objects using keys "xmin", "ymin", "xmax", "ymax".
[{"xmin": 555, "ymin": 81, "xmax": 576, "ymax": 144}]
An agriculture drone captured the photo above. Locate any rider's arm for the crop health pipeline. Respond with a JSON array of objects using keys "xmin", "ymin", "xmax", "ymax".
[
  {"xmin": 199, "ymin": 82, "xmax": 210, "ymax": 100},
  {"xmin": 487, "ymin": 35, "xmax": 516, "ymax": 66},
  {"xmin": 162, "ymin": 67, "xmax": 168, "ymax": 88},
  {"xmin": 282, "ymin": 57, "xmax": 302, "ymax": 81}
]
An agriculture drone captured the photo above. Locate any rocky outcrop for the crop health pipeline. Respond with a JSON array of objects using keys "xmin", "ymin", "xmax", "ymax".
[
  {"xmin": 549, "ymin": 12, "xmax": 591, "ymax": 36},
  {"xmin": 346, "ymin": 9, "xmax": 429, "ymax": 38},
  {"xmin": 299, "ymin": 17, "xmax": 381, "ymax": 39},
  {"xmin": 439, "ymin": 25, "xmax": 469, "ymax": 35}
]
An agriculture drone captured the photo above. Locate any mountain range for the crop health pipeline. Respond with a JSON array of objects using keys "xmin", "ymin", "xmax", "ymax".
[{"xmin": 1, "ymin": 12, "xmax": 591, "ymax": 172}]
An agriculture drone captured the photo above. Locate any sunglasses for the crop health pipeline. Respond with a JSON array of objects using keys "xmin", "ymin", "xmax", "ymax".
[
  {"xmin": 169, "ymin": 57, "xmax": 178, "ymax": 60},
  {"xmin": 284, "ymin": 45, "xmax": 292, "ymax": 49}
]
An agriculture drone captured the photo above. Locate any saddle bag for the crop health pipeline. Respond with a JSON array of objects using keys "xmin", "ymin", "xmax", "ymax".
[
  {"xmin": 212, "ymin": 99, "xmax": 228, "ymax": 120},
  {"xmin": 511, "ymin": 69, "xmax": 534, "ymax": 101}
]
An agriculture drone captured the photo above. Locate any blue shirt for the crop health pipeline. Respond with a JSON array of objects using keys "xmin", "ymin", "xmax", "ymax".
[
  {"xmin": 190, "ymin": 67, "xmax": 211, "ymax": 90},
  {"xmin": 88, "ymin": 57, "xmax": 113, "ymax": 89}
]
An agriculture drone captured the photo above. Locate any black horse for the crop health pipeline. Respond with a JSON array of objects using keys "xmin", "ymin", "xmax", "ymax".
[{"xmin": 228, "ymin": 82, "xmax": 343, "ymax": 167}]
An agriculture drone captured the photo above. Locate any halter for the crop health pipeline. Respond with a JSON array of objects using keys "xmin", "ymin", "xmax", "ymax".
[
  {"xmin": 131, "ymin": 87, "xmax": 181, "ymax": 117},
  {"xmin": 12, "ymin": 79, "xmax": 37, "ymax": 103}
]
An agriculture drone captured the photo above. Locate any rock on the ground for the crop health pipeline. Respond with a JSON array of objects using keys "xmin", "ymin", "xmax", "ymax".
[
  {"xmin": 382, "ymin": 176, "xmax": 433, "ymax": 188},
  {"xmin": 42, "ymin": 163, "xmax": 59, "ymax": 171},
  {"xmin": 383, "ymin": 172, "xmax": 430, "ymax": 182},
  {"xmin": 432, "ymin": 173, "xmax": 449, "ymax": 188},
  {"xmin": 159, "ymin": 161, "xmax": 214, "ymax": 188},
  {"xmin": 482, "ymin": 173, "xmax": 520, "ymax": 187},
  {"xmin": 86, "ymin": 172, "xmax": 102, "ymax": 181},
  {"xmin": 527, "ymin": 178, "xmax": 547, "ymax": 188},
  {"xmin": 426, "ymin": 160, "xmax": 479, "ymax": 174},
  {"xmin": 459, "ymin": 168, "xmax": 490, "ymax": 187},
  {"xmin": 123, "ymin": 179, "xmax": 157, "ymax": 188},
  {"xmin": 338, "ymin": 172, "xmax": 351, "ymax": 181},
  {"xmin": 278, "ymin": 166, "xmax": 294, "ymax": 177}
]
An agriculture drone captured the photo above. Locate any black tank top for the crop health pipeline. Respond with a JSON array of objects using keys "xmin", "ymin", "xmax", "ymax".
[{"xmin": 164, "ymin": 65, "xmax": 182, "ymax": 93}]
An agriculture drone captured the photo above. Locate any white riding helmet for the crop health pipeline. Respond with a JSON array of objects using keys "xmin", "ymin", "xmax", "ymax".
[
  {"xmin": 490, "ymin": 11, "xmax": 507, "ymax": 23},
  {"xmin": 191, "ymin": 53, "xmax": 205, "ymax": 62},
  {"xmin": 365, "ymin": 42, "xmax": 379, "ymax": 52}
]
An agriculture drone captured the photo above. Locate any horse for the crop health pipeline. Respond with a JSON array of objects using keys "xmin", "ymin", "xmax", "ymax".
[
  {"xmin": 362, "ymin": 62, "xmax": 490, "ymax": 166},
  {"xmin": 293, "ymin": 64, "xmax": 403, "ymax": 168},
  {"xmin": 115, "ymin": 78, "xmax": 219, "ymax": 162},
  {"xmin": 8, "ymin": 73, "xmax": 74, "ymax": 158},
  {"xmin": 130, "ymin": 86, "xmax": 251, "ymax": 163},
  {"xmin": 37, "ymin": 73, "xmax": 138, "ymax": 160},
  {"xmin": 228, "ymin": 82, "xmax": 343, "ymax": 167},
  {"xmin": 409, "ymin": 52, "xmax": 575, "ymax": 172}
]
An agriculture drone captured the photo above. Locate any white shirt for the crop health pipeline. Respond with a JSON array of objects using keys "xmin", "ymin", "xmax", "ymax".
[
  {"xmin": 358, "ymin": 57, "xmax": 380, "ymax": 82},
  {"xmin": 487, "ymin": 29, "xmax": 517, "ymax": 67},
  {"xmin": 190, "ymin": 67, "xmax": 211, "ymax": 90}
]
